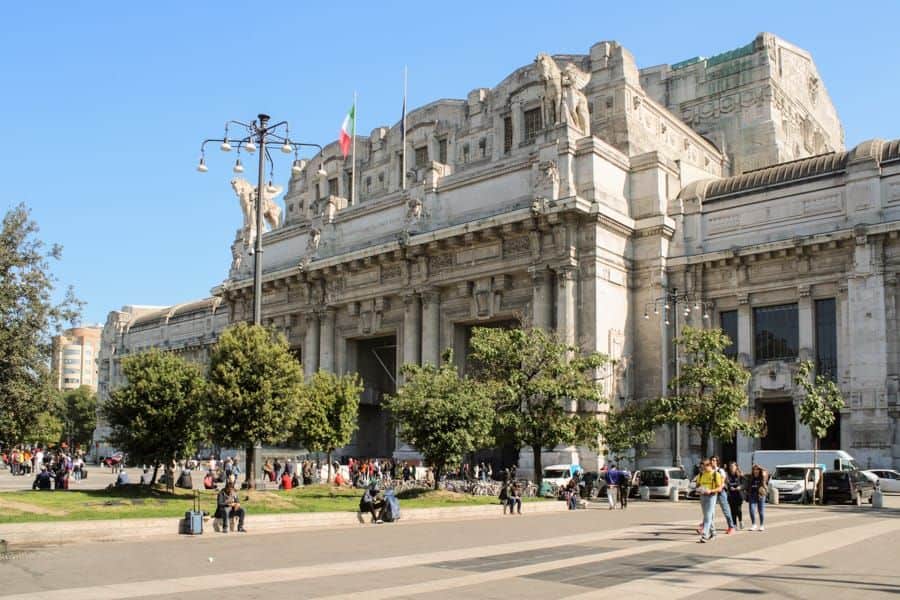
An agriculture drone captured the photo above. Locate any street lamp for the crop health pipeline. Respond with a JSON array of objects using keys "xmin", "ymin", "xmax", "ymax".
[
  {"xmin": 644, "ymin": 287, "xmax": 713, "ymax": 467},
  {"xmin": 197, "ymin": 114, "xmax": 324, "ymax": 326}
]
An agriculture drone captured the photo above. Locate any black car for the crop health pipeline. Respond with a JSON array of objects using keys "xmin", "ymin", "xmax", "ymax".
[{"xmin": 822, "ymin": 470, "xmax": 875, "ymax": 505}]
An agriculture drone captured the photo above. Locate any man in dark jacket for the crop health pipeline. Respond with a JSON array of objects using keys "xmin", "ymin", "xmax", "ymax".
[{"xmin": 216, "ymin": 482, "xmax": 246, "ymax": 533}]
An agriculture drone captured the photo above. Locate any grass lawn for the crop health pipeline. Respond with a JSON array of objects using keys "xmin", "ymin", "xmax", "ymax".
[{"xmin": 0, "ymin": 484, "xmax": 545, "ymax": 524}]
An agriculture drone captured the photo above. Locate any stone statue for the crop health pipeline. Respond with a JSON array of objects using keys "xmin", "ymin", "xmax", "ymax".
[
  {"xmin": 306, "ymin": 226, "xmax": 321, "ymax": 255},
  {"xmin": 535, "ymin": 160, "xmax": 560, "ymax": 201},
  {"xmin": 535, "ymin": 53, "xmax": 562, "ymax": 126},
  {"xmin": 561, "ymin": 63, "xmax": 591, "ymax": 135},
  {"xmin": 230, "ymin": 178, "xmax": 283, "ymax": 247},
  {"xmin": 406, "ymin": 195, "xmax": 424, "ymax": 224}
]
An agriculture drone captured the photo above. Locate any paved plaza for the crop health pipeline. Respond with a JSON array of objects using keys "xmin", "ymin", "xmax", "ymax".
[{"xmin": 1, "ymin": 493, "xmax": 898, "ymax": 599}]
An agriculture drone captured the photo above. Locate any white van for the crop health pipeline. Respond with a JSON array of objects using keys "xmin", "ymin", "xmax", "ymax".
[
  {"xmin": 749, "ymin": 450, "xmax": 857, "ymax": 474},
  {"xmin": 769, "ymin": 464, "xmax": 822, "ymax": 503},
  {"xmin": 542, "ymin": 464, "xmax": 582, "ymax": 488}
]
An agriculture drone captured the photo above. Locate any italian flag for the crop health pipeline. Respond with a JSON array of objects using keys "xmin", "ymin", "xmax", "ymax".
[{"xmin": 339, "ymin": 104, "xmax": 355, "ymax": 158}]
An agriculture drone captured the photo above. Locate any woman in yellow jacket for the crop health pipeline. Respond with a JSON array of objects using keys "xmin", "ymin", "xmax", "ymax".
[{"xmin": 696, "ymin": 459, "xmax": 724, "ymax": 543}]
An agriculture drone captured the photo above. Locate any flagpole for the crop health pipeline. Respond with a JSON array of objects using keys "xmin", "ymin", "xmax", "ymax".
[
  {"xmin": 401, "ymin": 66, "xmax": 407, "ymax": 191},
  {"xmin": 351, "ymin": 91, "xmax": 357, "ymax": 205}
]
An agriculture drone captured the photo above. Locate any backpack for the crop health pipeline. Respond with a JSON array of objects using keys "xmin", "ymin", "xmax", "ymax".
[{"xmin": 382, "ymin": 490, "xmax": 400, "ymax": 522}]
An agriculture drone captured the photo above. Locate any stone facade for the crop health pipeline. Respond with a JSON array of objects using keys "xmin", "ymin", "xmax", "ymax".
[{"xmin": 93, "ymin": 299, "xmax": 229, "ymax": 458}]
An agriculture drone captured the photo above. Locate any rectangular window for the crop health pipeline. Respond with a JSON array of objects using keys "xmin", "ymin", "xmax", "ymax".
[
  {"xmin": 815, "ymin": 298, "xmax": 837, "ymax": 380},
  {"xmin": 328, "ymin": 177, "xmax": 338, "ymax": 197},
  {"xmin": 720, "ymin": 310, "xmax": 738, "ymax": 359},
  {"xmin": 415, "ymin": 146, "xmax": 428, "ymax": 168},
  {"xmin": 314, "ymin": 181, "xmax": 320, "ymax": 202},
  {"xmin": 398, "ymin": 154, "xmax": 404, "ymax": 187},
  {"xmin": 503, "ymin": 116, "xmax": 513, "ymax": 154},
  {"xmin": 437, "ymin": 138, "xmax": 448, "ymax": 164},
  {"xmin": 753, "ymin": 303, "xmax": 799, "ymax": 364},
  {"xmin": 524, "ymin": 107, "xmax": 542, "ymax": 144},
  {"xmin": 345, "ymin": 172, "xmax": 353, "ymax": 202}
]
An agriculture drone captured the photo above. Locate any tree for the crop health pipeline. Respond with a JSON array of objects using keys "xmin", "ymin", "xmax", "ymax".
[
  {"xmin": 28, "ymin": 413, "xmax": 64, "ymax": 447},
  {"xmin": 102, "ymin": 350, "xmax": 208, "ymax": 485},
  {"xmin": 59, "ymin": 386, "xmax": 98, "ymax": 449},
  {"xmin": 468, "ymin": 327, "xmax": 608, "ymax": 486},
  {"xmin": 387, "ymin": 350, "xmax": 495, "ymax": 489},
  {"xmin": 293, "ymin": 370, "xmax": 362, "ymax": 482},
  {"xmin": 599, "ymin": 399, "xmax": 666, "ymax": 466},
  {"xmin": 0, "ymin": 204, "xmax": 81, "ymax": 445},
  {"xmin": 666, "ymin": 326, "xmax": 761, "ymax": 456},
  {"xmin": 795, "ymin": 360, "xmax": 845, "ymax": 502},
  {"xmin": 207, "ymin": 323, "xmax": 303, "ymax": 488}
]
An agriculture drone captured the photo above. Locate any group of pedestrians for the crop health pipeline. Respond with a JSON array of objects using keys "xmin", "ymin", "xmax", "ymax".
[
  {"xmin": 696, "ymin": 455, "xmax": 769, "ymax": 543},
  {"xmin": 603, "ymin": 464, "xmax": 634, "ymax": 510},
  {"xmin": 1, "ymin": 445, "xmax": 86, "ymax": 491}
]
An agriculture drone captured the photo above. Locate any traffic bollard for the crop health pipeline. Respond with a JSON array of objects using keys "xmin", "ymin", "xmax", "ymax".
[
  {"xmin": 669, "ymin": 486, "xmax": 679, "ymax": 502},
  {"xmin": 639, "ymin": 486, "xmax": 650, "ymax": 501},
  {"xmin": 768, "ymin": 486, "xmax": 779, "ymax": 505},
  {"xmin": 873, "ymin": 488, "xmax": 884, "ymax": 508}
]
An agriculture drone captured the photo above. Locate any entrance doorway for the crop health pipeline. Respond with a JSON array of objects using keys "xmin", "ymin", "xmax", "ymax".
[
  {"xmin": 353, "ymin": 335, "xmax": 397, "ymax": 458},
  {"xmin": 820, "ymin": 411, "xmax": 841, "ymax": 450},
  {"xmin": 760, "ymin": 400, "xmax": 796, "ymax": 450}
]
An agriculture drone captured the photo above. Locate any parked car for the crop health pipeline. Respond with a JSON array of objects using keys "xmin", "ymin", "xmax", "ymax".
[
  {"xmin": 636, "ymin": 466, "xmax": 690, "ymax": 498},
  {"xmin": 770, "ymin": 464, "xmax": 822, "ymax": 503},
  {"xmin": 866, "ymin": 469, "xmax": 900, "ymax": 493},
  {"xmin": 579, "ymin": 471, "xmax": 606, "ymax": 499},
  {"xmin": 822, "ymin": 469, "xmax": 875, "ymax": 505}
]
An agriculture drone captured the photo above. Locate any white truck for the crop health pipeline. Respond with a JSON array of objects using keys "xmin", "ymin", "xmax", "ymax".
[{"xmin": 747, "ymin": 450, "xmax": 857, "ymax": 474}]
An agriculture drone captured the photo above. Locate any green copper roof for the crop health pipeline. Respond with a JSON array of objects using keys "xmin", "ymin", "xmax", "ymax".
[
  {"xmin": 705, "ymin": 42, "xmax": 755, "ymax": 67},
  {"xmin": 671, "ymin": 56, "xmax": 704, "ymax": 70}
]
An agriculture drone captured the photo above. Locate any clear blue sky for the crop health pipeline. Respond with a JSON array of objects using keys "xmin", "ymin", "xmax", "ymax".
[{"xmin": 2, "ymin": 2, "xmax": 898, "ymax": 326}]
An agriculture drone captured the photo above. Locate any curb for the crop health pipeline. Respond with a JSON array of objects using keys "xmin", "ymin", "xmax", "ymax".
[{"xmin": 1, "ymin": 500, "xmax": 567, "ymax": 546}]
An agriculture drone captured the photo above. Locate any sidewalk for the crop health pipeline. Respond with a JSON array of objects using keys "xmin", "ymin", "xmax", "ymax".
[{"xmin": 1, "ymin": 499, "xmax": 568, "ymax": 547}]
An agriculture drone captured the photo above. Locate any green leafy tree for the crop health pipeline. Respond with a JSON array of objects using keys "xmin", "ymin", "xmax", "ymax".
[
  {"xmin": 293, "ymin": 370, "xmax": 362, "ymax": 482},
  {"xmin": 59, "ymin": 385, "xmax": 98, "ymax": 449},
  {"xmin": 599, "ymin": 399, "xmax": 666, "ymax": 466},
  {"xmin": 102, "ymin": 350, "xmax": 208, "ymax": 485},
  {"xmin": 387, "ymin": 350, "xmax": 494, "ymax": 489},
  {"xmin": 795, "ymin": 360, "xmax": 845, "ymax": 502},
  {"xmin": 468, "ymin": 327, "xmax": 608, "ymax": 486},
  {"xmin": 0, "ymin": 204, "xmax": 81, "ymax": 445},
  {"xmin": 28, "ymin": 413, "xmax": 65, "ymax": 447},
  {"xmin": 666, "ymin": 326, "xmax": 761, "ymax": 456},
  {"xmin": 207, "ymin": 323, "xmax": 303, "ymax": 488}
]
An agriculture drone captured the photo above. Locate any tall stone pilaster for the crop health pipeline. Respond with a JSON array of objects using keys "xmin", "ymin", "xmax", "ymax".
[
  {"xmin": 421, "ymin": 289, "xmax": 441, "ymax": 365},
  {"xmin": 402, "ymin": 293, "xmax": 421, "ymax": 367},
  {"xmin": 556, "ymin": 266, "xmax": 577, "ymax": 346},
  {"xmin": 529, "ymin": 266, "xmax": 553, "ymax": 330},
  {"xmin": 304, "ymin": 313, "xmax": 320, "ymax": 376},
  {"xmin": 318, "ymin": 308, "xmax": 336, "ymax": 373}
]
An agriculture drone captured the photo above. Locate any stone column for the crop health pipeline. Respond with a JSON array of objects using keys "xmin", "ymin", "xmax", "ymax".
[
  {"xmin": 402, "ymin": 293, "xmax": 421, "ymax": 367},
  {"xmin": 735, "ymin": 295, "xmax": 754, "ymax": 464},
  {"xmin": 318, "ymin": 308, "xmax": 336, "ymax": 373},
  {"xmin": 796, "ymin": 286, "xmax": 814, "ymax": 450},
  {"xmin": 421, "ymin": 289, "xmax": 441, "ymax": 365},
  {"xmin": 304, "ymin": 313, "xmax": 320, "ymax": 376},
  {"xmin": 556, "ymin": 266, "xmax": 577, "ymax": 346},
  {"xmin": 529, "ymin": 266, "xmax": 553, "ymax": 330}
]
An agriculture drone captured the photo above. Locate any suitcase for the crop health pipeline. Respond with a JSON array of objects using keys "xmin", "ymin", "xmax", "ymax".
[{"xmin": 184, "ymin": 490, "xmax": 203, "ymax": 535}]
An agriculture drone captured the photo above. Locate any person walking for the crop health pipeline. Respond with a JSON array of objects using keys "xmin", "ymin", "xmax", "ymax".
[
  {"xmin": 726, "ymin": 462, "xmax": 745, "ymax": 530},
  {"xmin": 747, "ymin": 464, "xmax": 768, "ymax": 532},
  {"xmin": 696, "ymin": 459, "xmax": 724, "ymax": 543},
  {"xmin": 604, "ymin": 464, "xmax": 619, "ymax": 510},
  {"xmin": 711, "ymin": 456, "xmax": 736, "ymax": 534}
]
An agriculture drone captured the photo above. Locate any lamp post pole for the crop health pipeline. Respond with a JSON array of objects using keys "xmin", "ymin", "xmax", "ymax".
[
  {"xmin": 252, "ymin": 114, "xmax": 269, "ymax": 326},
  {"xmin": 644, "ymin": 287, "xmax": 713, "ymax": 467}
]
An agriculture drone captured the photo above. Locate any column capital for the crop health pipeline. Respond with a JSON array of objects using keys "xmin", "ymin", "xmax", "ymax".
[
  {"xmin": 402, "ymin": 292, "xmax": 421, "ymax": 307},
  {"xmin": 419, "ymin": 288, "xmax": 441, "ymax": 306}
]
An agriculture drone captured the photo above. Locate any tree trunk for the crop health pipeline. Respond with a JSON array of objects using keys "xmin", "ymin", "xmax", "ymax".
[
  {"xmin": 700, "ymin": 427, "xmax": 710, "ymax": 459},
  {"xmin": 165, "ymin": 463, "xmax": 175, "ymax": 494},
  {"xmin": 433, "ymin": 463, "xmax": 442, "ymax": 490},
  {"xmin": 149, "ymin": 464, "xmax": 159, "ymax": 486},
  {"xmin": 532, "ymin": 444, "xmax": 543, "ymax": 487},
  {"xmin": 813, "ymin": 436, "xmax": 820, "ymax": 505},
  {"xmin": 327, "ymin": 451, "xmax": 333, "ymax": 483},
  {"xmin": 245, "ymin": 445, "xmax": 257, "ymax": 490}
]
